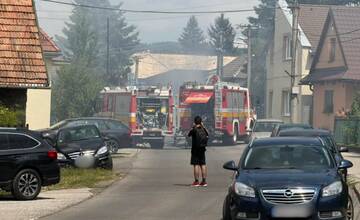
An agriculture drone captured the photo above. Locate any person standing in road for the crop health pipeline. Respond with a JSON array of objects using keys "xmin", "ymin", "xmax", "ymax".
[{"xmin": 188, "ymin": 116, "xmax": 209, "ymax": 187}]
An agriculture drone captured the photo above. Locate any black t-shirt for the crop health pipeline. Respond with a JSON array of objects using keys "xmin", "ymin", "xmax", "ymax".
[{"xmin": 188, "ymin": 126, "xmax": 209, "ymax": 154}]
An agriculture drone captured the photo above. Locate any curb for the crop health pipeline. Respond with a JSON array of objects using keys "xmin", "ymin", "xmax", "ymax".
[{"xmin": 353, "ymin": 185, "xmax": 360, "ymax": 202}]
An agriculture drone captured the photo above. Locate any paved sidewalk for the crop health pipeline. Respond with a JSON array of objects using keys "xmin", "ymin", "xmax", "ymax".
[
  {"xmin": 0, "ymin": 188, "xmax": 92, "ymax": 220},
  {"xmin": 0, "ymin": 148, "xmax": 140, "ymax": 220}
]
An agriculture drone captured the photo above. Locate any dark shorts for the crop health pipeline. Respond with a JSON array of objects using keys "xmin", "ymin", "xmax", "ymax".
[{"xmin": 191, "ymin": 152, "xmax": 206, "ymax": 165}]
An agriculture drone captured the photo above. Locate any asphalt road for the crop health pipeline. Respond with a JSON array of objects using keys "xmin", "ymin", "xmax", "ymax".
[{"xmin": 42, "ymin": 144, "xmax": 245, "ymax": 220}]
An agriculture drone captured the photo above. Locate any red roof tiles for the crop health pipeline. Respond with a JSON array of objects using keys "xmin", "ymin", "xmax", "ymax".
[
  {"xmin": 0, "ymin": 0, "xmax": 48, "ymax": 87},
  {"xmin": 299, "ymin": 5, "xmax": 330, "ymax": 51},
  {"xmin": 302, "ymin": 5, "xmax": 360, "ymax": 83},
  {"xmin": 39, "ymin": 28, "xmax": 60, "ymax": 53}
]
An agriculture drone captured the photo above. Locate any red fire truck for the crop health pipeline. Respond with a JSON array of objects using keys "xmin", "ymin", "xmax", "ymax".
[
  {"xmin": 98, "ymin": 86, "xmax": 174, "ymax": 149},
  {"xmin": 178, "ymin": 81, "xmax": 254, "ymax": 145}
]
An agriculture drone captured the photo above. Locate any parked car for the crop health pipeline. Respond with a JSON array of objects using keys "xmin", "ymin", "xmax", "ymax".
[
  {"xmin": 41, "ymin": 117, "xmax": 131, "ymax": 153},
  {"xmin": 51, "ymin": 125, "xmax": 113, "ymax": 170},
  {"xmin": 246, "ymin": 119, "xmax": 283, "ymax": 143},
  {"xmin": 222, "ymin": 137, "xmax": 353, "ymax": 220},
  {"xmin": 270, "ymin": 123, "xmax": 313, "ymax": 137},
  {"xmin": 0, "ymin": 128, "xmax": 60, "ymax": 200}
]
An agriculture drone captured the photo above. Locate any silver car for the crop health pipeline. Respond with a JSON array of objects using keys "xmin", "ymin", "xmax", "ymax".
[{"xmin": 248, "ymin": 119, "xmax": 283, "ymax": 142}]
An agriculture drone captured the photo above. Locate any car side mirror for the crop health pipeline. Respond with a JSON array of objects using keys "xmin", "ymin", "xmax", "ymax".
[
  {"xmin": 223, "ymin": 160, "xmax": 238, "ymax": 171},
  {"xmin": 339, "ymin": 146, "xmax": 349, "ymax": 153},
  {"xmin": 338, "ymin": 160, "xmax": 353, "ymax": 170}
]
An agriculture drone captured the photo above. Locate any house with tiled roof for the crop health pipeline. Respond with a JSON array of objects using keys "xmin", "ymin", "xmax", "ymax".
[
  {"xmin": 301, "ymin": 6, "xmax": 360, "ymax": 131},
  {"xmin": 0, "ymin": 0, "xmax": 52, "ymax": 129},
  {"xmin": 39, "ymin": 28, "xmax": 66, "ymax": 83},
  {"xmin": 266, "ymin": 0, "xmax": 330, "ymax": 124}
]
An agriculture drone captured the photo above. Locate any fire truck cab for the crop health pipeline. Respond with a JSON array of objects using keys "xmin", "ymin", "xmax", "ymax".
[
  {"xmin": 178, "ymin": 81, "xmax": 254, "ymax": 145},
  {"xmin": 99, "ymin": 86, "xmax": 174, "ymax": 149}
]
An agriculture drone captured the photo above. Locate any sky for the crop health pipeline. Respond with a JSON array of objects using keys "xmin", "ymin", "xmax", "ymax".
[{"xmin": 34, "ymin": 0, "xmax": 260, "ymax": 43}]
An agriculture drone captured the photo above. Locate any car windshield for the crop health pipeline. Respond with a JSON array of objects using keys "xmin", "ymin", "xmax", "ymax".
[
  {"xmin": 58, "ymin": 126, "xmax": 100, "ymax": 144},
  {"xmin": 254, "ymin": 122, "xmax": 282, "ymax": 132},
  {"xmin": 243, "ymin": 145, "xmax": 333, "ymax": 170},
  {"xmin": 280, "ymin": 124, "xmax": 312, "ymax": 131},
  {"xmin": 50, "ymin": 120, "xmax": 67, "ymax": 130}
]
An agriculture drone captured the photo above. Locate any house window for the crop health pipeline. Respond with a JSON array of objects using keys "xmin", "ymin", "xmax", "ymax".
[
  {"xmin": 283, "ymin": 35, "xmax": 292, "ymax": 60},
  {"xmin": 329, "ymin": 38, "xmax": 336, "ymax": 62},
  {"xmin": 268, "ymin": 91, "xmax": 273, "ymax": 117},
  {"xmin": 324, "ymin": 90, "xmax": 334, "ymax": 113},
  {"xmin": 282, "ymin": 90, "xmax": 290, "ymax": 116}
]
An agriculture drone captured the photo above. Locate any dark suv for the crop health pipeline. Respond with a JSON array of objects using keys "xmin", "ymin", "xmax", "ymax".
[
  {"xmin": 0, "ymin": 128, "xmax": 60, "ymax": 200},
  {"xmin": 41, "ymin": 117, "xmax": 131, "ymax": 153}
]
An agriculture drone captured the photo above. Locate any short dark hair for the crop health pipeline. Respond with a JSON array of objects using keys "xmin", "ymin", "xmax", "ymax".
[{"xmin": 194, "ymin": 116, "xmax": 202, "ymax": 125}]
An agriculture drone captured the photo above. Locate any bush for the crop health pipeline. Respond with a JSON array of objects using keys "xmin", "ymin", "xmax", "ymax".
[{"xmin": 0, "ymin": 105, "xmax": 20, "ymax": 127}]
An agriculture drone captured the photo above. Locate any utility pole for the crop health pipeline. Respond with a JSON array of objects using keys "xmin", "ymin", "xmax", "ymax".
[
  {"xmin": 246, "ymin": 25, "xmax": 252, "ymax": 91},
  {"xmin": 289, "ymin": 1, "xmax": 300, "ymax": 123},
  {"xmin": 106, "ymin": 17, "xmax": 110, "ymax": 78},
  {"xmin": 216, "ymin": 13, "xmax": 225, "ymax": 78},
  {"xmin": 134, "ymin": 56, "xmax": 140, "ymax": 86}
]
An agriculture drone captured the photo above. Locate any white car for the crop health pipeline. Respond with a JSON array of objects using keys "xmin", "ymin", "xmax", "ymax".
[{"xmin": 248, "ymin": 119, "xmax": 283, "ymax": 142}]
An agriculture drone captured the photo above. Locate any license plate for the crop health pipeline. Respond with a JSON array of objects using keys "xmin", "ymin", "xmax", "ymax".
[{"xmin": 272, "ymin": 205, "xmax": 313, "ymax": 218}]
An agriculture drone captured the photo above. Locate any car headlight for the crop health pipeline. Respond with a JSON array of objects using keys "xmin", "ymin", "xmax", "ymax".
[
  {"xmin": 96, "ymin": 146, "xmax": 108, "ymax": 156},
  {"xmin": 322, "ymin": 181, "xmax": 343, "ymax": 197},
  {"xmin": 57, "ymin": 153, "xmax": 66, "ymax": 160},
  {"xmin": 234, "ymin": 182, "xmax": 255, "ymax": 198}
]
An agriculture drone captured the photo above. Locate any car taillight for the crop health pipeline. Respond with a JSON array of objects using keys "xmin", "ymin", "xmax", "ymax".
[{"xmin": 47, "ymin": 150, "xmax": 58, "ymax": 160}]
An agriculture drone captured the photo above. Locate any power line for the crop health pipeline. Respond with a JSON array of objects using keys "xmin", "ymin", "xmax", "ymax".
[{"xmin": 41, "ymin": 0, "xmax": 280, "ymax": 14}]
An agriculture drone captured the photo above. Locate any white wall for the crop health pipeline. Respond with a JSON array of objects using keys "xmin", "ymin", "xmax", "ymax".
[
  {"xmin": 26, "ymin": 88, "xmax": 51, "ymax": 129},
  {"xmin": 266, "ymin": 7, "xmax": 313, "ymax": 123}
]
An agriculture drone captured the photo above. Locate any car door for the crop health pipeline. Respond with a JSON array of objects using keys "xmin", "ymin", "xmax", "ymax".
[{"xmin": 0, "ymin": 133, "xmax": 12, "ymax": 183}]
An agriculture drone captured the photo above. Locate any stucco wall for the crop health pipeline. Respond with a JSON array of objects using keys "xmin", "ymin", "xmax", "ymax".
[
  {"xmin": 314, "ymin": 19, "xmax": 345, "ymax": 70},
  {"xmin": 313, "ymin": 81, "xmax": 347, "ymax": 130},
  {"xmin": 26, "ymin": 88, "xmax": 51, "ymax": 129},
  {"xmin": 266, "ymin": 7, "xmax": 313, "ymax": 123}
]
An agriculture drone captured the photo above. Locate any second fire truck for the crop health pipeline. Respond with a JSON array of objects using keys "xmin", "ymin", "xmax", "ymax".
[{"xmin": 177, "ymin": 80, "xmax": 255, "ymax": 145}]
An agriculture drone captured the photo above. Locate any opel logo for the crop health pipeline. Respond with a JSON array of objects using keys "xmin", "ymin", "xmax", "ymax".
[{"xmin": 284, "ymin": 189, "xmax": 293, "ymax": 198}]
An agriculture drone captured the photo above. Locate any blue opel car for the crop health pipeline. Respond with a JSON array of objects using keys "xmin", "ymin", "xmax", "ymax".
[{"xmin": 222, "ymin": 137, "xmax": 353, "ymax": 220}]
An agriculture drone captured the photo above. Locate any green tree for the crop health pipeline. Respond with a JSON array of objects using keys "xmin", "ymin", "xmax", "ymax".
[
  {"xmin": 178, "ymin": 16, "xmax": 206, "ymax": 52},
  {"xmin": 208, "ymin": 14, "xmax": 236, "ymax": 55},
  {"xmin": 53, "ymin": 5, "xmax": 103, "ymax": 120},
  {"xmin": 58, "ymin": 0, "xmax": 139, "ymax": 86},
  {"xmin": 53, "ymin": 59, "xmax": 103, "ymax": 120}
]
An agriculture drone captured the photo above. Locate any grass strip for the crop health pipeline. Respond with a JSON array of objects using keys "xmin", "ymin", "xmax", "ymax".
[{"xmin": 46, "ymin": 168, "xmax": 120, "ymax": 190}]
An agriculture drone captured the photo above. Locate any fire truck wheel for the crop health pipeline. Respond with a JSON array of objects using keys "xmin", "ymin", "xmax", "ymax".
[
  {"xmin": 150, "ymin": 139, "xmax": 165, "ymax": 149},
  {"xmin": 223, "ymin": 126, "xmax": 238, "ymax": 146},
  {"xmin": 105, "ymin": 139, "xmax": 120, "ymax": 154}
]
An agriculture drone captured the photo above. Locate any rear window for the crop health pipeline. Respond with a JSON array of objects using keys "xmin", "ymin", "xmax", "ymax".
[
  {"xmin": 8, "ymin": 134, "xmax": 39, "ymax": 150},
  {"xmin": 243, "ymin": 145, "xmax": 333, "ymax": 170},
  {"xmin": 58, "ymin": 126, "xmax": 100, "ymax": 144},
  {"xmin": 254, "ymin": 122, "xmax": 282, "ymax": 132},
  {"xmin": 106, "ymin": 120, "xmax": 128, "ymax": 130}
]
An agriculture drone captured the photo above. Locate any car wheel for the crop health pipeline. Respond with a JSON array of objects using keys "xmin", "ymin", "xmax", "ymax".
[
  {"xmin": 106, "ymin": 139, "xmax": 120, "ymax": 154},
  {"xmin": 347, "ymin": 195, "xmax": 354, "ymax": 220},
  {"xmin": 12, "ymin": 169, "xmax": 42, "ymax": 200},
  {"xmin": 103, "ymin": 157, "xmax": 113, "ymax": 170},
  {"xmin": 150, "ymin": 139, "xmax": 165, "ymax": 149},
  {"xmin": 223, "ymin": 195, "xmax": 232, "ymax": 220}
]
